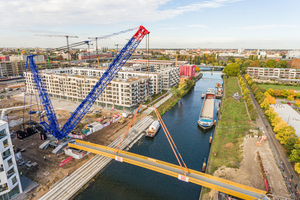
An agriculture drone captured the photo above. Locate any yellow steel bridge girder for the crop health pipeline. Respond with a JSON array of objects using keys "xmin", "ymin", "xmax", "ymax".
[{"xmin": 69, "ymin": 140, "xmax": 267, "ymax": 200}]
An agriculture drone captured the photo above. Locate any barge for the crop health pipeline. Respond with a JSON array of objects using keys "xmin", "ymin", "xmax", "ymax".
[{"xmin": 198, "ymin": 88, "xmax": 216, "ymax": 129}]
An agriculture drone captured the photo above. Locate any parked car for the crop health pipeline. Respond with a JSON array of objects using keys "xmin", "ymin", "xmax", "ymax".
[
  {"xmin": 28, "ymin": 110, "xmax": 37, "ymax": 114},
  {"xmin": 93, "ymin": 110, "xmax": 101, "ymax": 114}
]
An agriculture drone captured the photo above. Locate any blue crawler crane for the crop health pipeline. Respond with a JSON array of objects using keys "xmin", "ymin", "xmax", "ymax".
[{"xmin": 26, "ymin": 26, "xmax": 150, "ymax": 139}]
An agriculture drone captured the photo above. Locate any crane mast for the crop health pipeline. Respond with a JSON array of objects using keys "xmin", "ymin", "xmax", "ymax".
[{"xmin": 27, "ymin": 26, "xmax": 149, "ymax": 140}]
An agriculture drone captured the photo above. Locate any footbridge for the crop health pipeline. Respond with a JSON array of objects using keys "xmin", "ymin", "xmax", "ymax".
[{"xmin": 69, "ymin": 140, "xmax": 268, "ymax": 200}]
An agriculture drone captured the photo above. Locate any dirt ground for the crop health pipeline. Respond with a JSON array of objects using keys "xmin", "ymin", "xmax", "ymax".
[
  {"xmin": 0, "ymin": 98, "xmax": 26, "ymax": 109},
  {"xmin": 9, "ymin": 106, "xmax": 147, "ymax": 200},
  {"xmin": 206, "ymin": 137, "xmax": 289, "ymax": 199}
]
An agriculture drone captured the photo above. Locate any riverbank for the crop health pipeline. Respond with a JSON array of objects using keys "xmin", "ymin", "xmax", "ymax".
[
  {"xmin": 200, "ymin": 76, "xmax": 289, "ymax": 199},
  {"xmin": 200, "ymin": 77, "xmax": 258, "ymax": 199},
  {"xmin": 150, "ymin": 76, "xmax": 199, "ymax": 117}
]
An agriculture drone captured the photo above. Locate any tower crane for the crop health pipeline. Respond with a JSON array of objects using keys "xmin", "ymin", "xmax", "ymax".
[
  {"xmin": 35, "ymin": 34, "xmax": 79, "ymax": 62},
  {"xmin": 27, "ymin": 26, "xmax": 150, "ymax": 140}
]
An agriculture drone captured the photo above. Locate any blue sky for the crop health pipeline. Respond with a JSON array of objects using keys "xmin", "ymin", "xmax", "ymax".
[{"xmin": 1, "ymin": 0, "xmax": 300, "ymax": 49}]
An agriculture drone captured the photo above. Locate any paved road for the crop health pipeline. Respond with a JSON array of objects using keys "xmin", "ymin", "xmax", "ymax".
[
  {"xmin": 243, "ymin": 75, "xmax": 299, "ymax": 197},
  {"xmin": 143, "ymin": 93, "xmax": 172, "ymax": 114},
  {"xmin": 70, "ymin": 140, "xmax": 268, "ymax": 200}
]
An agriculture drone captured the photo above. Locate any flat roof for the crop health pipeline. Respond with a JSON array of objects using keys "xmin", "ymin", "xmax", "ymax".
[{"xmin": 271, "ymin": 104, "xmax": 300, "ymax": 137}]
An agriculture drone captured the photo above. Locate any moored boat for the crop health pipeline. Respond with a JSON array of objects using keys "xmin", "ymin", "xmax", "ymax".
[
  {"xmin": 216, "ymin": 87, "xmax": 223, "ymax": 99},
  {"xmin": 146, "ymin": 120, "xmax": 160, "ymax": 137},
  {"xmin": 201, "ymin": 93, "xmax": 205, "ymax": 99},
  {"xmin": 198, "ymin": 88, "xmax": 216, "ymax": 129}
]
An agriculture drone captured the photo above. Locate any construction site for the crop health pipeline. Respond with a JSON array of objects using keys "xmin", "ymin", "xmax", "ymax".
[{"xmin": 0, "ymin": 26, "xmax": 292, "ymax": 200}]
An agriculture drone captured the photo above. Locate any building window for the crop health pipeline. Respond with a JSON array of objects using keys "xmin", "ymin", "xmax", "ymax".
[
  {"xmin": 2, "ymin": 149, "xmax": 11, "ymax": 160},
  {"xmin": 12, "ymin": 176, "xmax": 17, "ymax": 185},
  {"xmin": 8, "ymin": 185, "xmax": 20, "ymax": 199},
  {"xmin": 0, "ymin": 164, "xmax": 3, "ymax": 172},
  {"xmin": 0, "ymin": 129, "xmax": 7, "ymax": 139},
  {"xmin": 7, "ymin": 158, "xmax": 13, "ymax": 167},
  {"xmin": 3, "ymin": 139, "xmax": 8, "ymax": 148},
  {"xmin": 7, "ymin": 167, "xmax": 15, "ymax": 179}
]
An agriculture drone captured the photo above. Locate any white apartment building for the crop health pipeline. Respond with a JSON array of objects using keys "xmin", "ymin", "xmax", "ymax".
[
  {"xmin": 0, "ymin": 121, "xmax": 22, "ymax": 199},
  {"xmin": 287, "ymin": 50, "xmax": 300, "ymax": 59},
  {"xmin": 247, "ymin": 67, "xmax": 300, "ymax": 79},
  {"xmin": 158, "ymin": 67, "xmax": 180, "ymax": 90},
  {"xmin": 124, "ymin": 60, "xmax": 188, "ymax": 71},
  {"xmin": 24, "ymin": 67, "xmax": 179, "ymax": 110}
]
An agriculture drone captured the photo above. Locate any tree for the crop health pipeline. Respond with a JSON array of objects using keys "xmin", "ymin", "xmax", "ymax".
[
  {"xmin": 265, "ymin": 59, "xmax": 277, "ymax": 68},
  {"xmin": 244, "ymin": 60, "xmax": 253, "ymax": 68},
  {"xmin": 259, "ymin": 60, "xmax": 266, "ymax": 68},
  {"xmin": 284, "ymin": 136, "xmax": 298, "ymax": 152},
  {"xmin": 183, "ymin": 79, "xmax": 194, "ymax": 90},
  {"xmin": 227, "ymin": 56, "xmax": 235, "ymax": 63},
  {"xmin": 273, "ymin": 89, "xmax": 281, "ymax": 97},
  {"xmin": 275, "ymin": 62, "xmax": 282, "ymax": 68},
  {"xmin": 266, "ymin": 95, "xmax": 276, "ymax": 104},
  {"xmin": 224, "ymin": 63, "xmax": 240, "ymax": 76},
  {"xmin": 281, "ymin": 60, "xmax": 288, "ymax": 68},
  {"xmin": 170, "ymin": 87, "xmax": 180, "ymax": 97},
  {"xmin": 243, "ymin": 88, "xmax": 250, "ymax": 97},
  {"xmin": 260, "ymin": 98, "xmax": 270, "ymax": 110},
  {"xmin": 195, "ymin": 66, "xmax": 200, "ymax": 72},
  {"xmin": 264, "ymin": 91, "xmax": 271, "ymax": 97},
  {"xmin": 271, "ymin": 116, "xmax": 282, "ymax": 127},
  {"xmin": 290, "ymin": 138, "xmax": 300, "ymax": 162},
  {"xmin": 265, "ymin": 107, "xmax": 278, "ymax": 121},
  {"xmin": 294, "ymin": 162, "xmax": 300, "ymax": 175},
  {"xmin": 274, "ymin": 120, "xmax": 287, "ymax": 133},
  {"xmin": 287, "ymin": 95, "xmax": 294, "ymax": 101},
  {"xmin": 288, "ymin": 89, "xmax": 295, "ymax": 97},
  {"xmin": 281, "ymin": 89, "xmax": 288, "ymax": 98},
  {"xmin": 295, "ymin": 100, "xmax": 300, "ymax": 107},
  {"xmin": 251, "ymin": 61, "xmax": 259, "ymax": 67},
  {"xmin": 268, "ymin": 88, "xmax": 274, "ymax": 96},
  {"xmin": 275, "ymin": 126, "xmax": 296, "ymax": 144}
]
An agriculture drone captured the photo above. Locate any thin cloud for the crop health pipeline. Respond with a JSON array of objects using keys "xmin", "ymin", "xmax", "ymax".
[
  {"xmin": 238, "ymin": 25, "xmax": 298, "ymax": 30},
  {"xmin": 0, "ymin": 0, "xmax": 243, "ymax": 28},
  {"xmin": 187, "ymin": 25, "xmax": 208, "ymax": 28},
  {"xmin": 160, "ymin": 27, "xmax": 179, "ymax": 30}
]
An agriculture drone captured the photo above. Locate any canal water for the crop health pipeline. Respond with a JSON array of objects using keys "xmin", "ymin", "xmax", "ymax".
[{"xmin": 74, "ymin": 72, "xmax": 222, "ymax": 200}]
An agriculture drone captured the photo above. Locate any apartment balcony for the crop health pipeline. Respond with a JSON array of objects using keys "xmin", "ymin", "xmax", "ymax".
[{"xmin": 2, "ymin": 149, "xmax": 11, "ymax": 161}]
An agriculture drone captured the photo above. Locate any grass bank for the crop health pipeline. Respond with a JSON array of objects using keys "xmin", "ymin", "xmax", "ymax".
[
  {"xmin": 201, "ymin": 77, "xmax": 256, "ymax": 199},
  {"xmin": 257, "ymin": 83, "xmax": 300, "ymax": 91}
]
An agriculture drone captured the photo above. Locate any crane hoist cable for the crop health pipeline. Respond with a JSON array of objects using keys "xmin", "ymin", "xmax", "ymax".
[
  {"xmin": 113, "ymin": 102, "xmax": 144, "ymax": 155},
  {"xmin": 153, "ymin": 106, "xmax": 189, "ymax": 175}
]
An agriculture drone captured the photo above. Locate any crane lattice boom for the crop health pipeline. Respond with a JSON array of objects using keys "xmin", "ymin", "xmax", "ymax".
[{"xmin": 26, "ymin": 26, "xmax": 149, "ymax": 139}]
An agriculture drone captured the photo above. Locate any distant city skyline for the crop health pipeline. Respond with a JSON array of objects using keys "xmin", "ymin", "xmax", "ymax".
[{"xmin": 1, "ymin": 0, "xmax": 300, "ymax": 49}]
